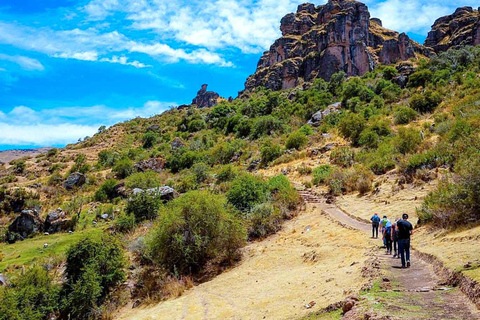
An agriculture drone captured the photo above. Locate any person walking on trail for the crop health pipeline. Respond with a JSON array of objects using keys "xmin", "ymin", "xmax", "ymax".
[
  {"xmin": 392, "ymin": 218, "xmax": 400, "ymax": 259},
  {"xmin": 384, "ymin": 220, "xmax": 393, "ymax": 255},
  {"xmin": 397, "ymin": 213, "xmax": 413, "ymax": 268},
  {"xmin": 371, "ymin": 213, "xmax": 380, "ymax": 238},
  {"xmin": 380, "ymin": 216, "xmax": 389, "ymax": 247}
]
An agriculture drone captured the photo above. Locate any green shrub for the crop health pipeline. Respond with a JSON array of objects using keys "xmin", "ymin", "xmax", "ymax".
[
  {"xmin": 64, "ymin": 233, "xmax": 125, "ymax": 319},
  {"xmin": 342, "ymin": 77, "xmax": 374, "ymax": 104},
  {"xmin": 191, "ymin": 162, "xmax": 210, "ymax": 183},
  {"xmin": 147, "ymin": 191, "xmax": 246, "ymax": 274},
  {"xmin": 408, "ymin": 69, "xmax": 433, "ymax": 87},
  {"xmin": 330, "ymin": 147, "xmax": 354, "ymax": 167},
  {"xmin": 395, "ymin": 127, "xmax": 422, "ymax": 154},
  {"xmin": 13, "ymin": 160, "xmax": 26, "ymax": 174},
  {"xmin": 338, "ymin": 113, "xmax": 366, "ymax": 146},
  {"xmin": 409, "ymin": 90, "xmax": 442, "ymax": 113},
  {"xmin": 298, "ymin": 124, "xmax": 313, "ymax": 136},
  {"xmin": 97, "ymin": 150, "xmax": 119, "ymax": 168},
  {"xmin": 94, "ymin": 179, "xmax": 119, "ymax": 202},
  {"xmin": 125, "ymin": 171, "xmax": 161, "ymax": 190},
  {"xmin": 142, "ymin": 132, "xmax": 157, "ymax": 149},
  {"xmin": 312, "ymin": 165, "xmax": 331, "ymax": 185},
  {"xmin": 126, "ymin": 190, "xmax": 162, "ymax": 222},
  {"xmin": 234, "ymin": 118, "xmax": 254, "ymax": 137},
  {"xmin": 167, "ymin": 150, "xmax": 199, "ymax": 173},
  {"xmin": 285, "ymin": 131, "xmax": 308, "ymax": 150},
  {"xmin": 112, "ymin": 158, "xmax": 134, "ymax": 179},
  {"xmin": 246, "ymin": 203, "xmax": 282, "ymax": 239},
  {"xmin": 260, "ymin": 140, "xmax": 282, "ymax": 164},
  {"xmin": 69, "ymin": 154, "xmax": 90, "ymax": 174},
  {"xmin": 227, "ymin": 174, "xmax": 267, "ymax": 211},
  {"xmin": 175, "ymin": 174, "xmax": 198, "ymax": 193},
  {"xmin": 188, "ymin": 119, "xmax": 207, "ymax": 132},
  {"xmin": 358, "ymin": 129, "xmax": 380, "ymax": 149},
  {"xmin": 251, "ymin": 116, "xmax": 283, "ymax": 138},
  {"xmin": 114, "ymin": 212, "xmax": 136, "ymax": 233},
  {"xmin": 382, "ymin": 66, "xmax": 398, "ymax": 80},
  {"xmin": 394, "ymin": 106, "xmax": 418, "ymax": 125},
  {"xmin": 268, "ymin": 175, "xmax": 299, "ymax": 211},
  {"xmin": 0, "ymin": 265, "xmax": 60, "ymax": 320},
  {"xmin": 216, "ymin": 165, "xmax": 238, "ymax": 184}
]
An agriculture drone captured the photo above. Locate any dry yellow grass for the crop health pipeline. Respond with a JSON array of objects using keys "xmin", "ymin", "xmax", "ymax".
[{"xmin": 116, "ymin": 204, "xmax": 369, "ymax": 320}]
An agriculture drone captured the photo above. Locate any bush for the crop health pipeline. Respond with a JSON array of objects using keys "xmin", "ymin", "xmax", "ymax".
[
  {"xmin": 227, "ymin": 174, "xmax": 267, "ymax": 211},
  {"xmin": 69, "ymin": 154, "xmax": 90, "ymax": 174},
  {"xmin": 312, "ymin": 165, "xmax": 331, "ymax": 185},
  {"xmin": 268, "ymin": 175, "xmax": 299, "ymax": 211},
  {"xmin": 147, "ymin": 191, "xmax": 246, "ymax": 274},
  {"xmin": 330, "ymin": 147, "xmax": 354, "ymax": 167},
  {"xmin": 0, "ymin": 265, "xmax": 60, "ymax": 320},
  {"xmin": 338, "ymin": 113, "xmax": 366, "ymax": 145},
  {"xmin": 125, "ymin": 171, "xmax": 161, "ymax": 190},
  {"xmin": 395, "ymin": 127, "xmax": 422, "ymax": 154},
  {"xmin": 251, "ymin": 116, "xmax": 283, "ymax": 138},
  {"xmin": 358, "ymin": 129, "xmax": 380, "ymax": 149},
  {"xmin": 260, "ymin": 140, "xmax": 282, "ymax": 165},
  {"xmin": 188, "ymin": 119, "xmax": 207, "ymax": 132},
  {"xmin": 167, "ymin": 150, "xmax": 199, "ymax": 173},
  {"xmin": 97, "ymin": 150, "xmax": 119, "ymax": 168},
  {"xmin": 394, "ymin": 106, "xmax": 417, "ymax": 125},
  {"xmin": 114, "ymin": 212, "xmax": 136, "ymax": 233},
  {"xmin": 408, "ymin": 69, "xmax": 433, "ymax": 88},
  {"xmin": 409, "ymin": 90, "xmax": 442, "ymax": 113},
  {"xmin": 64, "ymin": 233, "xmax": 125, "ymax": 320},
  {"xmin": 285, "ymin": 131, "xmax": 308, "ymax": 150},
  {"xmin": 94, "ymin": 179, "xmax": 119, "ymax": 202},
  {"xmin": 142, "ymin": 132, "xmax": 157, "ymax": 149},
  {"xmin": 191, "ymin": 162, "xmax": 210, "ymax": 183},
  {"xmin": 216, "ymin": 165, "xmax": 238, "ymax": 184},
  {"xmin": 13, "ymin": 160, "xmax": 26, "ymax": 174},
  {"xmin": 126, "ymin": 190, "xmax": 162, "ymax": 222},
  {"xmin": 299, "ymin": 124, "xmax": 313, "ymax": 136},
  {"xmin": 246, "ymin": 203, "xmax": 282, "ymax": 239},
  {"xmin": 112, "ymin": 158, "xmax": 134, "ymax": 179}
]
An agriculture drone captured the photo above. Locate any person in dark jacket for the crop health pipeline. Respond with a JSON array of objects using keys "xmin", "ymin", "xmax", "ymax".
[
  {"xmin": 392, "ymin": 218, "xmax": 400, "ymax": 258},
  {"xmin": 397, "ymin": 213, "xmax": 413, "ymax": 268},
  {"xmin": 371, "ymin": 213, "xmax": 380, "ymax": 238}
]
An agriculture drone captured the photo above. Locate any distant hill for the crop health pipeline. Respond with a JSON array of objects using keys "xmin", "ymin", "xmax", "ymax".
[{"xmin": 0, "ymin": 147, "xmax": 52, "ymax": 164}]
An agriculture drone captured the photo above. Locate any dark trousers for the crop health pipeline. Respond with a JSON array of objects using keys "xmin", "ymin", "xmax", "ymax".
[
  {"xmin": 398, "ymin": 239, "xmax": 411, "ymax": 267},
  {"xmin": 372, "ymin": 222, "xmax": 379, "ymax": 238},
  {"xmin": 385, "ymin": 235, "xmax": 392, "ymax": 253},
  {"xmin": 393, "ymin": 239, "xmax": 398, "ymax": 254}
]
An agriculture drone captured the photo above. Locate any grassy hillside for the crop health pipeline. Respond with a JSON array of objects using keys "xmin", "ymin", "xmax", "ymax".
[{"xmin": 1, "ymin": 45, "xmax": 480, "ymax": 319}]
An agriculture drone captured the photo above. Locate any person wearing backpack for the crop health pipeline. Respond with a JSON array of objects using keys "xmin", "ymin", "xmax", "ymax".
[
  {"xmin": 380, "ymin": 216, "xmax": 389, "ymax": 247},
  {"xmin": 371, "ymin": 213, "xmax": 380, "ymax": 238},
  {"xmin": 397, "ymin": 213, "xmax": 413, "ymax": 268},
  {"xmin": 383, "ymin": 220, "xmax": 393, "ymax": 255}
]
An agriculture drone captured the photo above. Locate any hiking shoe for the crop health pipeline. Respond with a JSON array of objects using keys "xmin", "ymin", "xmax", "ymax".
[
  {"xmin": 393, "ymin": 254, "xmax": 397, "ymax": 258},
  {"xmin": 407, "ymin": 261, "xmax": 411, "ymax": 268}
]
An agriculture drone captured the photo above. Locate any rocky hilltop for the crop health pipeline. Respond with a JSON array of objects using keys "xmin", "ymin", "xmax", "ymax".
[
  {"xmin": 191, "ymin": 84, "xmax": 222, "ymax": 108},
  {"xmin": 425, "ymin": 6, "xmax": 480, "ymax": 53},
  {"xmin": 244, "ymin": 0, "xmax": 432, "ymax": 92}
]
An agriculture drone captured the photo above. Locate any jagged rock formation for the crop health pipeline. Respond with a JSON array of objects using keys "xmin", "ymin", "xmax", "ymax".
[
  {"xmin": 425, "ymin": 7, "xmax": 480, "ymax": 53},
  {"xmin": 192, "ymin": 84, "xmax": 221, "ymax": 108},
  {"xmin": 244, "ymin": 0, "xmax": 432, "ymax": 92}
]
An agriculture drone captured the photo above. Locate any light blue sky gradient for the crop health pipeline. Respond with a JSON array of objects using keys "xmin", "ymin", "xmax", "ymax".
[{"xmin": 0, "ymin": 0, "xmax": 477, "ymax": 150}]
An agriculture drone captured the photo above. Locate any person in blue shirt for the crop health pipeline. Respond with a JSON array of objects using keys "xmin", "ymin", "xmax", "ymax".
[{"xmin": 370, "ymin": 213, "xmax": 380, "ymax": 238}]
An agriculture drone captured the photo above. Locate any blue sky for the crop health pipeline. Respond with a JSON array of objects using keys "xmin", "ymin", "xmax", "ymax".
[{"xmin": 0, "ymin": 0, "xmax": 477, "ymax": 150}]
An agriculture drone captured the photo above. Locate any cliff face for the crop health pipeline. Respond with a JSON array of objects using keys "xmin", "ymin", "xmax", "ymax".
[
  {"xmin": 425, "ymin": 7, "xmax": 480, "ymax": 53},
  {"xmin": 192, "ymin": 84, "xmax": 221, "ymax": 108},
  {"xmin": 244, "ymin": 0, "xmax": 432, "ymax": 92}
]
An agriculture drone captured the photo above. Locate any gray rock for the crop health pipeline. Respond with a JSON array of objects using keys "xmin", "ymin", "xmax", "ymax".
[
  {"xmin": 7, "ymin": 209, "xmax": 44, "ymax": 242},
  {"xmin": 101, "ymin": 214, "xmax": 109, "ymax": 220},
  {"xmin": 0, "ymin": 274, "xmax": 6, "ymax": 286},
  {"xmin": 171, "ymin": 137, "xmax": 184, "ymax": 150},
  {"xmin": 134, "ymin": 157, "xmax": 165, "ymax": 173},
  {"xmin": 63, "ymin": 172, "xmax": 86, "ymax": 190}
]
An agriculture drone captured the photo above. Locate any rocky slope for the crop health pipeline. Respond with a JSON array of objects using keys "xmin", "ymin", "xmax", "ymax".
[
  {"xmin": 425, "ymin": 6, "xmax": 480, "ymax": 53},
  {"xmin": 244, "ymin": 0, "xmax": 432, "ymax": 92}
]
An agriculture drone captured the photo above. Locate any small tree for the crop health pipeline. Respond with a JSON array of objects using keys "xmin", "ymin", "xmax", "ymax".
[
  {"xmin": 126, "ymin": 191, "xmax": 162, "ymax": 222},
  {"xmin": 227, "ymin": 174, "xmax": 267, "ymax": 212},
  {"xmin": 285, "ymin": 131, "xmax": 308, "ymax": 150}
]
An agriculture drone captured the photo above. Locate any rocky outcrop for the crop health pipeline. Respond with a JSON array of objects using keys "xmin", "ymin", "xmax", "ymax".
[
  {"xmin": 132, "ymin": 186, "xmax": 178, "ymax": 202},
  {"xmin": 134, "ymin": 157, "xmax": 166, "ymax": 173},
  {"xmin": 44, "ymin": 208, "xmax": 74, "ymax": 234},
  {"xmin": 63, "ymin": 172, "xmax": 86, "ymax": 190},
  {"xmin": 307, "ymin": 102, "xmax": 341, "ymax": 127},
  {"xmin": 192, "ymin": 84, "xmax": 221, "ymax": 108},
  {"xmin": 244, "ymin": 0, "xmax": 432, "ymax": 92},
  {"xmin": 7, "ymin": 209, "xmax": 43, "ymax": 242},
  {"xmin": 425, "ymin": 7, "xmax": 480, "ymax": 53}
]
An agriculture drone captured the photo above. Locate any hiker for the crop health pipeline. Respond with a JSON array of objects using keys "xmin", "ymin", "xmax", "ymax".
[
  {"xmin": 371, "ymin": 213, "xmax": 380, "ymax": 238},
  {"xmin": 383, "ymin": 220, "xmax": 393, "ymax": 255},
  {"xmin": 397, "ymin": 213, "xmax": 413, "ymax": 268},
  {"xmin": 380, "ymin": 216, "xmax": 389, "ymax": 247},
  {"xmin": 392, "ymin": 218, "xmax": 400, "ymax": 259}
]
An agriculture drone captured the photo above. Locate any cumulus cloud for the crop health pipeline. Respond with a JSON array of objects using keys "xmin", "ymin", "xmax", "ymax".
[
  {"xmin": 0, "ymin": 101, "xmax": 175, "ymax": 146},
  {"xmin": 0, "ymin": 22, "xmax": 233, "ymax": 67},
  {"xmin": 0, "ymin": 53, "xmax": 44, "ymax": 71}
]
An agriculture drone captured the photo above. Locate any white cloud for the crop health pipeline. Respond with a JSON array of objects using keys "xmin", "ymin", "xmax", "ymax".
[
  {"xmin": 100, "ymin": 55, "xmax": 150, "ymax": 68},
  {"xmin": 0, "ymin": 53, "xmax": 44, "ymax": 71},
  {"xmin": 0, "ymin": 22, "xmax": 233, "ymax": 67},
  {"xmin": 0, "ymin": 101, "xmax": 175, "ymax": 146}
]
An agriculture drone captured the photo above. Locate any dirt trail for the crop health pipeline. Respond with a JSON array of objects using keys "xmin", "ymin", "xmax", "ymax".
[{"xmin": 307, "ymin": 191, "xmax": 480, "ymax": 319}]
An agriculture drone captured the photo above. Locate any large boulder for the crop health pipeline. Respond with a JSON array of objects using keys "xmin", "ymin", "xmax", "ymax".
[
  {"xmin": 134, "ymin": 157, "xmax": 166, "ymax": 173},
  {"xmin": 132, "ymin": 186, "xmax": 178, "ymax": 202},
  {"xmin": 64, "ymin": 172, "xmax": 86, "ymax": 190},
  {"xmin": 7, "ymin": 209, "xmax": 43, "ymax": 242},
  {"xmin": 44, "ymin": 208, "xmax": 74, "ymax": 234},
  {"xmin": 307, "ymin": 102, "xmax": 341, "ymax": 127}
]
